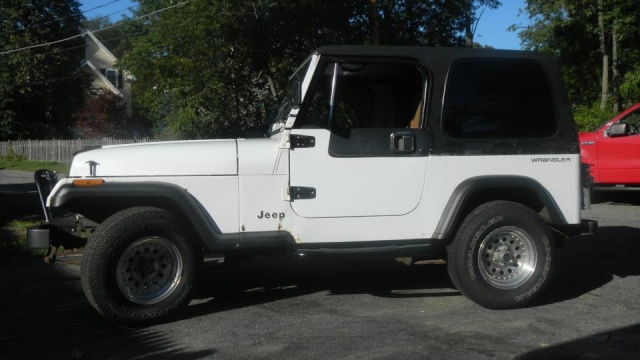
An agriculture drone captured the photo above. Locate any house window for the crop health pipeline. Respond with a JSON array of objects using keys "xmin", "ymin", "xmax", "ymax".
[{"xmin": 104, "ymin": 68, "xmax": 119, "ymax": 88}]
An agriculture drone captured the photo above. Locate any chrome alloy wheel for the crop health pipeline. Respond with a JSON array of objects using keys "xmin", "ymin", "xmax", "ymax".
[
  {"xmin": 477, "ymin": 226, "xmax": 537, "ymax": 289},
  {"xmin": 116, "ymin": 236, "xmax": 183, "ymax": 305}
]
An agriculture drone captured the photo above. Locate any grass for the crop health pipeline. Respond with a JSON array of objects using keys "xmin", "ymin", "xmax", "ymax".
[{"xmin": 0, "ymin": 156, "xmax": 69, "ymax": 174}]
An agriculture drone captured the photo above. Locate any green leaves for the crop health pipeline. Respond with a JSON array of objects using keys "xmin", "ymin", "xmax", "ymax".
[
  {"xmin": 517, "ymin": 0, "xmax": 640, "ymax": 113},
  {"xmin": 0, "ymin": 0, "xmax": 86, "ymax": 140}
]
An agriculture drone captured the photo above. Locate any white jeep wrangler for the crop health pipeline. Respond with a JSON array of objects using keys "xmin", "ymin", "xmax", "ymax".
[{"xmin": 29, "ymin": 46, "xmax": 596, "ymax": 324}]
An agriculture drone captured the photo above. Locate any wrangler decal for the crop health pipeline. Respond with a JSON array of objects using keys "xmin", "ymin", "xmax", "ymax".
[{"xmin": 530, "ymin": 157, "xmax": 571, "ymax": 163}]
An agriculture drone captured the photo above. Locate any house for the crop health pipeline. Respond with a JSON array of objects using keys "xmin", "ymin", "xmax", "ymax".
[{"xmin": 80, "ymin": 29, "xmax": 135, "ymax": 117}]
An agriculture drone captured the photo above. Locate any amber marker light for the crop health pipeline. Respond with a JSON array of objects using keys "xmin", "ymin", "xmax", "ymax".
[{"xmin": 72, "ymin": 179, "xmax": 105, "ymax": 187}]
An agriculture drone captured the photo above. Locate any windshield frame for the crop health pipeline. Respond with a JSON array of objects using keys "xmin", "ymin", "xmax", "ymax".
[{"xmin": 267, "ymin": 54, "xmax": 320, "ymax": 136}]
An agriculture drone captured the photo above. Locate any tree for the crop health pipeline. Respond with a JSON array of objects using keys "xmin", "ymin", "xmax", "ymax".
[
  {"xmin": 516, "ymin": 0, "xmax": 640, "ymax": 120},
  {"xmin": 354, "ymin": 0, "xmax": 467, "ymax": 46},
  {"xmin": 462, "ymin": 0, "xmax": 501, "ymax": 47},
  {"xmin": 123, "ymin": 0, "xmax": 482, "ymax": 139},
  {"xmin": 0, "ymin": 0, "xmax": 87, "ymax": 140}
]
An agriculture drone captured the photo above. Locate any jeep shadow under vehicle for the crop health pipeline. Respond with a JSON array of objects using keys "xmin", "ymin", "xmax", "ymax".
[{"xmin": 28, "ymin": 46, "xmax": 597, "ymax": 324}]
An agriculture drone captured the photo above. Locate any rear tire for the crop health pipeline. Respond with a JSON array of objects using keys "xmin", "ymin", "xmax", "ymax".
[
  {"xmin": 447, "ymin": 201, "xmax": 555, "ymax": 309},
  {"xmin": 81, "ymin": 207, "xmax": 198, "ymax": 324}
]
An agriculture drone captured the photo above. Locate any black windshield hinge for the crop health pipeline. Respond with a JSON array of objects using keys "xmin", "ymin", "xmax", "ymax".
[
  {"xmin": 289, "ymin": 186, "xmax": 316, "ymax": 201},
  {"xmin": 290, "ymin": 135, "xmax": 315, "ymax": 149}
]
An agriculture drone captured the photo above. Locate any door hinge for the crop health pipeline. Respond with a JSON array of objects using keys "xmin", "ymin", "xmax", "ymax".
[
  {"xmin": 290, "ymin": 135, "xmax": 315, "ymax": 149},
  {"xmin": 289, "ymin": 186, "xmax": 316, "ymax": 200}
]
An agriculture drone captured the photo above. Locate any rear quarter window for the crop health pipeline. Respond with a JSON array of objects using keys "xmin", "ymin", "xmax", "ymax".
[{"xmin": 443, "ymin": 59, "xmax": 557, "ymax": 140}]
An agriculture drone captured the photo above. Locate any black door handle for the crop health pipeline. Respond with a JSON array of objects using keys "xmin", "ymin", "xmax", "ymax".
[{"xmin": 390, "ymin": 132, "xmax": 415, "ymax": 153}]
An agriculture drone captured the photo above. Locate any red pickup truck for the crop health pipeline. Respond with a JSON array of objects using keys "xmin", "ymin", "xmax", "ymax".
[{"xmin": 579, "ymin": 102, "xmax": 640, "ymax": 187}]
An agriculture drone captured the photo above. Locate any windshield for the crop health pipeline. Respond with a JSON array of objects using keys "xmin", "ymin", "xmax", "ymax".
[{"xmin": 267, "ymin": 56, "xmax": 313, "ymax": 135}]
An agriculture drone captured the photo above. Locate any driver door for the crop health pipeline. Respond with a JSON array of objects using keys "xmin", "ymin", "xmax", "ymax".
[
  {"xmin": 289, "ymin": 59, "xmax": 430, "ymax": 218},
  {"xmin": 599, "ymin": 109, "xmax": 640, "ymax": 184}
]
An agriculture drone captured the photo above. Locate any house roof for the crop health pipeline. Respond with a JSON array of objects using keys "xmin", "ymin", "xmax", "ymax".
[
  {"xmin": 80, "ymin": 59, "xmax": 123, "ymax": 96},
  {"xmin": 82, "ymin": 29, "xmax": 118, "ymax": 63},
  {"xmin": 81, "ymin": 29, "xmax": 137, "ymax": 90}
]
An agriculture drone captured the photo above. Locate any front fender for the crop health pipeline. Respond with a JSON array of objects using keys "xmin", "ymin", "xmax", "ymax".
[{"xmin": 50, "ymin": 182, "xmax": 294, "ymax": 251}]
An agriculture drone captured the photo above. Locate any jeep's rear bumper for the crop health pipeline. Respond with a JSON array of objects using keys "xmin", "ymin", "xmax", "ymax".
[
  {"xmin": 555, "ymin": 219, "xmax": 598, "ymax": 236},
  {"xmin": 578, "ymin": 219, "xmax": 598, "ymax": 235}
]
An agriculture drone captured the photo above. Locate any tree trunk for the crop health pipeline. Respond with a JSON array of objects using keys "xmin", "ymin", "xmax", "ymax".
[
  {"xmin": 367, "ymin": 0, "xmax": 380, "ymax": 46},
  {"xmin": 598, "ymin": 0, "xmax": 609, "ymax": 110},
  {"xmin": 612, "ymin": 20, "xmax": 620, "ymax": 113},
  {"xmin": 266, "ymin": 75, "xmax": 277, "ymax": 101},
  {"xmin": 465, "ymin": 0, "xmax": 474, "ymax": 47}
]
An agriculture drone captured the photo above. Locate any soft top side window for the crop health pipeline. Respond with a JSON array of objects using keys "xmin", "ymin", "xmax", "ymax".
[
  {"xmin": 297, "ymin": 60, "xmax": 424, "ymax": 130},
  {"xmin": 443, "ymin": 59, "xmax": 557, "ymax": 140}
]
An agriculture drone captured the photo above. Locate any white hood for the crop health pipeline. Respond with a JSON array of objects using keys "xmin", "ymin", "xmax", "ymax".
[{"xmin": 69, "ymin": 140, "xmax": 238, "ymax": 177}]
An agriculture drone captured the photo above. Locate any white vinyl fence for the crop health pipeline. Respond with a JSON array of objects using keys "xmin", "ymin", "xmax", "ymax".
[{"xmin": 0, "ymin": 139, "xmax": 153, "ymax": 163}]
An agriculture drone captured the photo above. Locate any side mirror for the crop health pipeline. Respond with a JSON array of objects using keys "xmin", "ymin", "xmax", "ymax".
[
  {"xmin": 606, "ymin": 123, "xmax": 629, "ymax": 137},
  {"xmin": 291, "ymin": 80, "xmax": 302, "ymax": 108}
]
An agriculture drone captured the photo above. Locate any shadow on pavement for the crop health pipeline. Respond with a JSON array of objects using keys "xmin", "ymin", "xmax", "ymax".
[
  {"xmin": 177, "ymin": 256, "xmax": 459, "ymax": 322},
  {"xmin": 1, "ymin": 224, "xmax": 639, "ymax": 357},
  {"xmin": 542, "ymin": 226, "xmax": 640, "ymax": 305},
  {"xmin": 518, "ymin": 324, "xmax": 640, "ymax": 359},
  {"xmin": 11, "ymin": 222, "xmax": 634, "ymax": 331},
  {"xmin": 183, "ymin": 223, "xmax": 640, "ymax": 322},
  {"xmin": 591, "ymin": 190, "xmax": 640, "ymax": 205},
  {"xmin": 0, "ymin": 182, "xmax": 42, "ymax": 257},
  {"xmin": 523, "ymin": 228, "xmax": 638, "ymax": 360},
  {"xmin": 0, "ymin": 256, "xmax": 217, "ymax": 359},
  {"xmin": 0, "ymin": 182, "xmax": 40, "ymax": 220}
]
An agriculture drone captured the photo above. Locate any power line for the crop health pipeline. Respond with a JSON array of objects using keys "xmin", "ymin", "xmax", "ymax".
[
  {"xmin": 0, "ymin": 1, "xmax": 189, "ymax": 56},
  {"xmin": 4, "ymin": 0, "xmax": 124, "ymax": 34},
  {"xmin": 84, "ymin": 0, "xmax": 127, "ymax": 16},
  {"xmin": 0, "ymin": 13, "xmax": 205, "ymax": 64},
  {"xmin": 0, "ymin": 30, "xmax": 146, "ymax": 64},
  {"xmin": 10, "ymin": 73, "xmax": 85, "ymax": 88},
  {"xmin": 4, "ymin": 31, "xmax": 151, "ymax": 85},
  {"xmin": 86, "ymin": 6, "xmax": 137, "ymax": 24}
]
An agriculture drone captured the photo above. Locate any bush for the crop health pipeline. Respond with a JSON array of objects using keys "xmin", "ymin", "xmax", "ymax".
[
  {"xmin": 6, "ymin": 148, "xmax": 26, "ymax": 161},
  {"xmin": 621, "ymin": 69, "xmax": 640, "ymax": 103},
  {"xmin": 75, "ymin": 92, "xmax": 129, "ymax": 138},
  {"xmin": 572, "ymin": 104, "xmax": 614, "ymax": 132}
]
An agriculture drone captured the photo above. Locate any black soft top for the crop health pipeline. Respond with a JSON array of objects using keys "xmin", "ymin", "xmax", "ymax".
[
  {"xmin": 315, "ymin": 45, "xmax": 556, "ymax": 73},
  {"xmin": 312, "ymin": 45, "xmax": 577, "ymax": 156}
]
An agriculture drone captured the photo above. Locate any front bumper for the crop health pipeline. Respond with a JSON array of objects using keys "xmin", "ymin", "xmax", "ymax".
[{"xmin": 27, "ymin": 216, "xmax": 92, "ymax": 249}]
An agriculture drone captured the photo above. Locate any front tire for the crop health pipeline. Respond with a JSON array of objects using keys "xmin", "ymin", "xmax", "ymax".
[
  {"xmin": 81, "ymin": 207, "xmax": 198, "ymax": 324},
  {"xmin": 447, "ymin": 201, "xmax": 555, "ymax": 309}
]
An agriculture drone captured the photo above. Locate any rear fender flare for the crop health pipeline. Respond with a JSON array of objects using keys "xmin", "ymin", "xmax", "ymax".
[{"xmin": 433, "ymin": 176, "xmax": 565, "ymax": 239}]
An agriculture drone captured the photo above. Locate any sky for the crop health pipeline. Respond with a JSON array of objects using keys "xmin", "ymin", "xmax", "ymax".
[
  {"xmin": 80, "ymin": 0, "xmax": 530, "ymax": 50},
  {"xmin": 475, "ymin": 0, "xmax": 530, "ymax": 50},
  {"xmin": 80, "ymin": 0, "xmax": 137, "ymax": 24}
]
